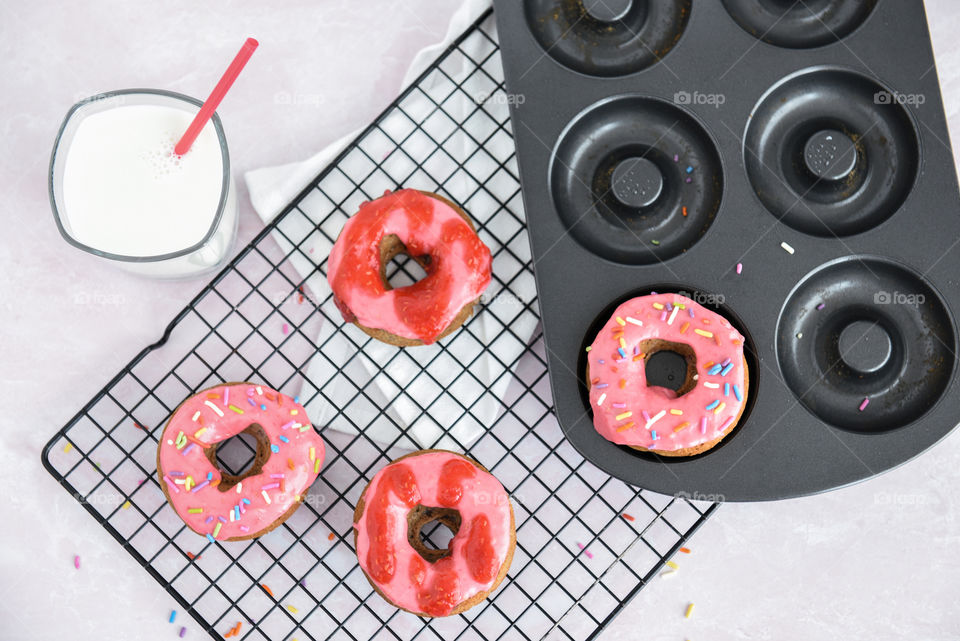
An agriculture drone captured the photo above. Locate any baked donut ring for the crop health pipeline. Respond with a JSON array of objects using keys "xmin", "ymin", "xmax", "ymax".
[
  {"xmin": 353, "ymin": 450, "xmax": 515, "ymax": 616},
  {"xmin": 327, "ymin": 189, "xmax": 492, "ymax": 346}
]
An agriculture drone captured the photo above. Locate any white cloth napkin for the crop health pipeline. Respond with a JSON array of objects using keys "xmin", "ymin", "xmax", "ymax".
[{"xmin": 244, "ymin": 0, "xmax": 540, "ymax": 451}]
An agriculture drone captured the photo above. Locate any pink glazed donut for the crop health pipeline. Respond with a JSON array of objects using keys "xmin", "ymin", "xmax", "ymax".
[
  {"xmin": 586, "ymin": 293, "xmax": 749, "ymax": 456},
  {"xmin": 157, "ymin": 382, "xmax": 326, "ymax": 541},
  {"xmin": 353, "ymin": 450, "xmax": 515, "ymax": 617}
]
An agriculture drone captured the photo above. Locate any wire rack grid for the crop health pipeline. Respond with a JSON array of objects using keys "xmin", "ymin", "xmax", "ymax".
[{"xmin": 42, "ymin": 10, "xmax": 717, "ymax": 641}]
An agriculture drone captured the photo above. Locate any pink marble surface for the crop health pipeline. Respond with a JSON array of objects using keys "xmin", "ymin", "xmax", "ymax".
[{"xmin": 2, "ymin": 1, "xmax": 960, "ymax": 639}]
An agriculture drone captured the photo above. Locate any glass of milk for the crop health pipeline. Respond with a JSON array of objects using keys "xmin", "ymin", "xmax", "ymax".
[{"xmin": 49, "ymin": 89, "xmax": 238, "ymax": 279}]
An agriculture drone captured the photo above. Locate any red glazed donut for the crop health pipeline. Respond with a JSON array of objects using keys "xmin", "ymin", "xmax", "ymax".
[
  {"xmin": 157, "ymin": 382, "xmax": 326, "ymax": 541},
  {"xmin": 586, "ymin": 293, "xmax": 749, "ymax": 456},
  {"xmin": 327, "ymin": 189, "xmax": 492, "ymax": 346},
  {"xmin": 353, "ymin": 450, "xmax": 515, "ymax": 617}
]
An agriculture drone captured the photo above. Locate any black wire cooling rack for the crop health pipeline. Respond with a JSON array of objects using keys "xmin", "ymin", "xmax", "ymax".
[{"xmin": 41, "ymin": 10, "xmax": 717, "ymax": 641}]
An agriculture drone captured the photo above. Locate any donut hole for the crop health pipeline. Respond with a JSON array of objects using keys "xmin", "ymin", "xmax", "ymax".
[
  {"xmin": 205, "ymin": 424, "xmax": 271, "ymax": 492},
  {"xmin": 407, "ymin": 505, "xmax": 461, "ymax": 563},
  {"xmin": 640, "ymin": 339, "xmax": 698, "ymax": 397},
  {"xmin": 380, "ymin": 234, "xmax": 429, "ymax": 290}
]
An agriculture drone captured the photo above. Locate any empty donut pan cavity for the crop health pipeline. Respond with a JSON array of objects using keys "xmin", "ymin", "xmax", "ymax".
[{"xmin": 493, "ymin": 1, "xmax": 960, "ymax": 500}]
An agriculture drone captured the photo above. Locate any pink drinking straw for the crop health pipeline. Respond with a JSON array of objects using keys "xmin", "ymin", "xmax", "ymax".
[{"xmin": 174, "ymin": 37, "xmax": 259, "ymax": 156}]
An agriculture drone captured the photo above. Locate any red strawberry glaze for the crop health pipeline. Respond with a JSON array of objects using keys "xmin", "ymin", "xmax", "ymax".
[
  {"xmin": 355, "ymin": 451, "xmax": 512, "ymax": 616},
  {"xmin": 158, "ymin": 383, "xmax": 326, "ymax": 541},
  {"xmin": 587, "ymin": 294, "xmax": 747, "ymax": 451},
  {"xmin": 326, "ymin": 189, "xmax": 492, "ymax": 343}
]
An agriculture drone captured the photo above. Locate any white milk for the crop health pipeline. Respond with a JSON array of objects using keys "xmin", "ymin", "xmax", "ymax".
[{"xmin": 55, "ymin": 98, "xmax": 237, "ymax": 278}]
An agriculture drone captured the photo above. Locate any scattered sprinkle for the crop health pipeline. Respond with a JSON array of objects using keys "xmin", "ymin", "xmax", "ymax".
[
  {"xmin": 169, "ymin": 610, "xmax": 177, "ymax": 624},
  {"xmin": 680, "ymin": 547, "xmax": 691, "ymax": 554},
  {"xmin": 576, "ymin": 542, "xmax": 594, "ymax": 559},
  {"xmin": 204, "ymin": 401, "xmax": 224, "ymax": 417},
  {"xmin": 694, "ymin": 328, "xmax": 713, "ymax": 338},
  {"xmin": 622, "ymin": 513, "xmax": 635, "ymax": 522},
  {"xmin": 682, "ymin": 206, "xmax": 688, "ymax": 217},
  {"xmin": 286, "ymin": 604, "xmax": 299, "ymax": 614},
  {"xmin": 796, "ymin": 332, "xmax": 804, "ymax": 339},
  {"xmin": 282, "ymin": 323, "xmax": 289, "ymax": 335},
  {"xmin": 685, "ymin": 603, "xmax": 695, "ymax": 619},
  {"xmin": 666, "ymin": 560, "xmax": 679, "ymax": 570},
  {"xmin": 261, "ymin": 584, "xmax": 274, "ymax": 597},
  {"xmin": 781, "ymin": 241, "xmax": 795, "ymax": 254},
  {"xmin": 816, "ymin": 302, "xmax": 826, "ymax": 310},
  {"xmin": 704, "ymin": 381, "xmax": 719, "ymax": 389},
  {"xmin": 63, "ymin": 442, "xmax": 73, "ymax": 453},
  {"xmin": 73, "ymin": 555, "xmax": 80, "ymax": 570},
  {"xmin": 736, "ymin": 262, "xmax": 742, "ymax": 274},
  {"xmin": 859, "ymin": 397, "xmax": 870, "ymax": 411},
  {"xmin": 228, "ymin": 404, "xmax": 244, "ymax": 415},
  {"xmin": 179, "ymin": 626, "xmax": 186, "ymax": 638},
  {"xmin": 685, "ymin": 166, "xmax": 693, "ymax": 174},
  {"xmin": 660, "ymin": 569, "xmax": 677, "ymax": 579},
  {"xmin": 667, "ymin": 305, "xmax": 680, "ymax": 325},
  {"xmin": 651, "ymin": 239, "xmax": 660, "ymax": 246},
  {"xmin": 596, "ymin": 393, "xmax": 607, "ymax": 406},
  {"xmin": 646, "ymin": 410, "xmax": 666, "ymax": 428},
  {"xmin": 122, "ymin": 500, "xmax": 131, "ymax": 510},
  {"xmin": 328, "ymin": 532, "xmax": 336, "ymax": 541},
  {"xmin": 626, "ymin": 316, "xmax": 643, "ymax": 326}
]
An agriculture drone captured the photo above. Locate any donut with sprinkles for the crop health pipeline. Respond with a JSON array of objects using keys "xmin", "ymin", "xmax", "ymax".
[
  {"xmin": 157, "ymin": 382, "xmax": 326, "ymax": 541},
  {"xmin": 585, "ymin": 293, "xmax": 749, "ymax": 456}
]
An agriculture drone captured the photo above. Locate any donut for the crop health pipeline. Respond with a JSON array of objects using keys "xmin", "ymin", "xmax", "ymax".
[
  {"xmin": 327, "ymin": 189, "xmax": 492, "ymax": 346},
  {"xmin": 586, "ymin": 293, "xmax": 749, "ymax": 456},
  {"xmin": 157, "ymin": 382, "xmax": 326, "ymax": 541},
  {"xmin": 353, "ymin": 450, "xmax": 515, "ymax": 617}
]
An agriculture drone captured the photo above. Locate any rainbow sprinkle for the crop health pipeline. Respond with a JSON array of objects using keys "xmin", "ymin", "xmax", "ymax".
[
  {"xmin": 73, "ymin": 555, "xmax": 80, "ymax": 570},
  {"xmin": 169, "ymin": 610, "xmax": 177, "ymax": 624},
  {"xmin": 859, "ymin": 397, "xmax": 870, "ymax": 411},
  {"xmin": 685, "ymin": 603, "xmax": 695, "ymax": 618},
  {"xmin": 576, "ymin": 542, "xmax": 594, "ymax": 559},
  {"xmin": 204, "ymin": 400, "xmax": 224, "ymax": 417}
]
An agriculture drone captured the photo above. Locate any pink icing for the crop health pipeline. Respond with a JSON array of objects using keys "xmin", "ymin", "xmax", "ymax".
[
  {"xmin": 354, "ymin": 451, "xmax": 512, "ymax": 616},
  {"xmin": 587, "ymin": 294, "xmax": 747, "ymax": 451},
  {"xmin": 158, "ymin": 383, "xmax": 326, "ymax": 541},
  {"xmin": 326, "ymin": 189, "xmax": 492, "ymax": 343}
]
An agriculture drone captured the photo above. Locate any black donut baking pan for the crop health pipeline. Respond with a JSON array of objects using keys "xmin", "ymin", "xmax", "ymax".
[{"xmin": 493, "ymin": 0, "xmax": 960, "ymax": 500}]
